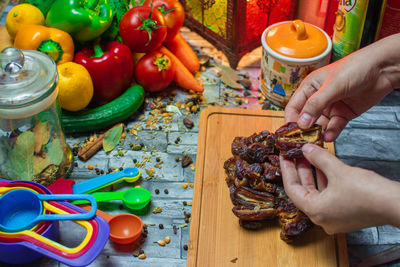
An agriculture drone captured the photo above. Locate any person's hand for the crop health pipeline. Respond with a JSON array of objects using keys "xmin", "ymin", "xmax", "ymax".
[
  {"xmin": 285, "ymin": 34, "xmax": 400, "ymax": 142},
  {"xmin": 280, "ymin": 144, "xmax": 400, "ymax": 234}
]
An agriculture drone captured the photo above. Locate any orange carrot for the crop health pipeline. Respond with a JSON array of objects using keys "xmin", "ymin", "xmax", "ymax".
[
  {"xmin": 165, "ymin": 33, "xmax": 200, "ymax": 74},
  {"xmin": 159, "ymin": 46, "xmax": 204, "ymax": 93}
]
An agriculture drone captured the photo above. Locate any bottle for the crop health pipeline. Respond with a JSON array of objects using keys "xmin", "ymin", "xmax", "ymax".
[{"xmin": 331, "ymin": 0, "xmax": 386, "ymax": 61}]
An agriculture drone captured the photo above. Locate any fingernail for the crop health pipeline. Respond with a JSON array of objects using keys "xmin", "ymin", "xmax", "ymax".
[
  {"xmin": 302, "ymin": 144, "xmax": 315, "ymax": 154},
  {"xmin": 298, "ymin": 113, "xmax": 312, "ymax": 128}
]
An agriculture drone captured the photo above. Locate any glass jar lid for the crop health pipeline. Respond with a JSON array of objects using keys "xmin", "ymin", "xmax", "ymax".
[{"xmin": 0, "ymin": 47, "xmax": 58, "ymax": 109}]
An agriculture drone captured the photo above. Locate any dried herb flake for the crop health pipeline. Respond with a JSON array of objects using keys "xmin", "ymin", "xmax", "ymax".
[{"xmin": 103, "ymin": 124, "xmax": 124, "ymax": 152}]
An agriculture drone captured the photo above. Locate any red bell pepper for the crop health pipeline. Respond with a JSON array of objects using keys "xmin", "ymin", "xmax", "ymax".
[{"xmin": 74, "ymin": 41, "xmax": 134, "ymax": 105}]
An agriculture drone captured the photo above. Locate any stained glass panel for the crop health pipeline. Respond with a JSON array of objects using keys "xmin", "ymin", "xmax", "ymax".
[
  {"xmin": 245, "ymin": 0, "xmax": 296, "ymax": 45},
  {"xmin": 185, "ymin": 0, "xmax": 227, "ymax": 38}
]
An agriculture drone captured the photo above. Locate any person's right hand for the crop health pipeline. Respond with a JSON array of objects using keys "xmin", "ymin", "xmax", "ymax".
[
  {"xmin": 285, "ymin": 34, "xmax": 400, "ymax": 142},
  {"xmin": 280, "ymin": 144, "xmax": 400, "ymax": 234}
]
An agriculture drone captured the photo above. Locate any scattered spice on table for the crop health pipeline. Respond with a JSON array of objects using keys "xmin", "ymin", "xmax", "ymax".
[
  {"xmin": 164, "ymin": 189, "xmax": 169, "ymax": 194},
  {"xmin": 152, "ymin": 207, "xmax": 162, "ymax": 213},
  {"xmin": 183, "ymin": 117, "xmax": 194, "ymax": 129},
  {"xmin": 237, "ymin": 78, "xmax": 252, "ymax": 89},
  {"xmin": 154, "ymin": 240, "xmax": 165, "ymax": 246},
  {"xmin": 183, "ymin": 244, "xmax": 188, "ymax": 250},
  {"xmin": 181, "ymin": 155, "xmax": 192, "ymax": 167}
]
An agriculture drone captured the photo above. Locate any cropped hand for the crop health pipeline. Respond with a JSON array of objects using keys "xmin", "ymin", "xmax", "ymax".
[
  {"xmin": 285, "ymin": 34, "xmax": 400, "ymax": 142},
  {"xmin": 280, "ymin": 144, "xmax": 400, "ymax": 234}
]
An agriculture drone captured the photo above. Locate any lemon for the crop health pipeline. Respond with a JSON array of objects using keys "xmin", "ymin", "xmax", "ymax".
[
  {"xmin": 57, "ymin": 62, "xmax": 94, "ymax": 112},
  {"xmin": 6, "ymin": 4, "xmax": 45, "ymax": 39}
]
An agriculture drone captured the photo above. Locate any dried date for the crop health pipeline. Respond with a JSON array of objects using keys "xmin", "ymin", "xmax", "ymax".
[
  {"xmin": 225, "ymin": 124, "xmax": 316, "ymax": 242},
  {"xmin": 231, "ymin": 186, "xmax": 275, "ymax": 208},
  {"xmin": 239, "ymin": 219, "xmax": 267, "ymax": 230},
  {"xmin": 261, "ymin": 162, "xmax": 282, "ymax": 183},
  {"xmin": 232, "ymin": 205, "xmax": 277, "ymax": 221},
  {"xmin": 245, "ymin": 143, "xmax": 274, "ymax": 163},
  {"xmin": 275, "ymin": 122, "xmax": 323, "ymax": 159},
  {"xmin": 277, "ymin": 203, "xmax": 313, "ymax": 242},
  {"xmin": 231, "ymin": 137, "xmax": 248, "ymax": 159},
  {"xmin": 224, "ymin": 157, "xmax": 238, "ymax": 187},
  {"xmin": 268, "ymin": 155, "xmax": 280, "ymax": 167}
]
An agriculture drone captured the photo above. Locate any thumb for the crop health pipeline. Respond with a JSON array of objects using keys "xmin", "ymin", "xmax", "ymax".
[
  {"xmin": 297, "ymin": 79, "xmax": 343, "ymax": 129},
  {"xmin": 302, "ymin": 144, "xmax": 343, "ymax": 175}
]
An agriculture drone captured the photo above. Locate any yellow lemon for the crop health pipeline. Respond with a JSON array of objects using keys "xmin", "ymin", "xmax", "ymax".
[
  {"xmin": 57, "ymin": 62, "xmax": 94, "ymax": 112},
  {"xmin": 6, "ymin": 4, "xmax": 45, "ymax": 39}
]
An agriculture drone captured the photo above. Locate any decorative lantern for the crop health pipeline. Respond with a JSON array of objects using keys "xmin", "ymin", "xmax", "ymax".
[{"xmin": 180, "ymin": 0, "xmax": 298, "ymax": 68}]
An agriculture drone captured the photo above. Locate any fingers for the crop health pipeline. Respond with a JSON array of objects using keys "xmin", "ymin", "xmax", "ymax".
[
  {"xmin": 302, "ymin": 144, "xmax": 342, "ymax": 175},
  {"xmin": 322, "ymin": 101, "xmax": 355, "ymax": 141},
  {"xmin": 280, "ymin": 156, "xmax": 312, "ymax": 211},
  {"xmin": 297, "ymin": 79, "xmax": 344, "ymax": 129},
  {"xmin": 315, "ymin": 168, "xmax": 328, "ymax": 191},
  {"xmin": 296, "ymin": 158, "xmax": 316, "ymax": 192},
  {"xmin": 285, "ymin": 79, "xmax": 320, "ymax": 123},
  {"xmin": 323, "ymin": 115, "xmax": 349, "ymax": 142}
]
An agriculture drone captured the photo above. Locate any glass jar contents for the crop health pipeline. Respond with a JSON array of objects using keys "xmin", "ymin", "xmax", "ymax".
[
  {"xmin": 0, "ymin": 102, "xmax": 72, "ymax": 186},
  {"xmin": 0, "ymin": 47, "xmax": 73, "ymax": 186}
]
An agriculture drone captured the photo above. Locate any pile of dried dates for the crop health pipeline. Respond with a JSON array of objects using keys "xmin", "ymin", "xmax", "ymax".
[{"xmin": 223, "ymin": 122, "xmax": 323, "ymax": 242}]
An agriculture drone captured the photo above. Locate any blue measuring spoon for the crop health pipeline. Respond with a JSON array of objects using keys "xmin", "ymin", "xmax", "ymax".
[
  {"xmin": 72, "ymin": 167, "xmax": 141, "ymax": 194},
  {"xmin": 0, "ymin": 189, "xmax": 97, "ymax": 233}
]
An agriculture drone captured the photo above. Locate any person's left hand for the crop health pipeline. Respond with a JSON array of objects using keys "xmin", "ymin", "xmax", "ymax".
[{"xmin": 280, "ymin": 144, "xmax": 400, "ymax": 234}]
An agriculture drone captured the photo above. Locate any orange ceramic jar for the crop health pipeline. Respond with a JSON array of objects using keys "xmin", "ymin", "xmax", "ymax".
[{"xmin": 260, "ymin": 20, "xmax": 332, "ymax": 107}]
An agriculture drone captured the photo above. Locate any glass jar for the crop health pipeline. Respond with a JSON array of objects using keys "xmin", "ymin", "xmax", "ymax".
[{"xmin": 0, "ymin": 47, "xmax": 73, "ymax": 186}]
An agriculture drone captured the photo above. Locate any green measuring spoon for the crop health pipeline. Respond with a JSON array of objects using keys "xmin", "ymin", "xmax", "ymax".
[{"xmin": 74, "ymin": 188, "xmax": 151, "ymax": 210}]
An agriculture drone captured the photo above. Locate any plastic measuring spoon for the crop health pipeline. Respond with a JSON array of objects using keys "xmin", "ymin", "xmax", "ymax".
[
  {"xmin": 72, "ymin": 167, "xmax": 141, "ymax": 194},
  {"xmin": 74, "ymin": 188, "xmax": 151, "ymax": 210},
  {"xmin": 0, "ymin": 189, "xmax": 97, "ymax": 232},
  {"xmin": 0, "ymin": 185, "xmax": 94, "ymax": 255},
  {"xmin": 79, "ymin": 204, "xmax": 143, "ymax": 244}
]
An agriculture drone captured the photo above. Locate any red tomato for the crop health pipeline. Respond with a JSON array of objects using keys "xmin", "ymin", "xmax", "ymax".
[
  {"xmin": 144, "ymin": 0, "xmax": 185, "ymax": 42},
  {"xmin": 134, "ymin": 51, "xmax": 175, "ymax": 92},
  {"xmin": 119, "ymin": 6, "xmax": 167, "ymax": 53}
]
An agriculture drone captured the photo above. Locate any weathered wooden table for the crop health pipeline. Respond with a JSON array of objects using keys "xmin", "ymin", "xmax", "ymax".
[{"xmin": 1, "ymin": 5, "xmax": 399, "ymax": 266}]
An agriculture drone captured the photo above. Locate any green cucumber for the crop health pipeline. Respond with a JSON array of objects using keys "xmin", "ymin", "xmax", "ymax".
[{"xmin": 61, "ymin": 84, "xmax": 145, "ymax": 134}]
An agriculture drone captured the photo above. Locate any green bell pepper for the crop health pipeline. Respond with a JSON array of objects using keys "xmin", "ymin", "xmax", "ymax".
[
  {"xmin": 23, "ymin": 0, "xmax": 56, "ymax": 16},
  {"xmin": 45, "ymin": 0, "xmax": 113, "ymax": 42}
]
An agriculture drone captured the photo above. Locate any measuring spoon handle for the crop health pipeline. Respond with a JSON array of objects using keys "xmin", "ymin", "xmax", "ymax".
[
  {"xmin": 37, "ymin": 194, "xmax": 97, "ymax": 221},
  {"xmin": 91, "ymin": 191, "xmax": 123, "ymax": 203},
  {"xmin": 72, "ymin": 167, "xmax": 140, "ymax": 194}
]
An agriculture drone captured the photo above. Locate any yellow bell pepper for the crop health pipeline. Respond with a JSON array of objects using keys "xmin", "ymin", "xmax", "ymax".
[{"xmin": 14, "ymin": 24, "xmax": 74, "ymax": 64}]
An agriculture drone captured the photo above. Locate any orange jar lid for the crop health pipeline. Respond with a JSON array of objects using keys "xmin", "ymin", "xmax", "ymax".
[{"xmin": 266, "ymin": 20, "xmax": 328, "ymax": 58}]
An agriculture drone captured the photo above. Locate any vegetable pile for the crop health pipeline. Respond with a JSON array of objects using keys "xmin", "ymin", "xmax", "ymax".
[{"xmin": 5, "ymin": 0, "xmax": 203, "ymax": 133}]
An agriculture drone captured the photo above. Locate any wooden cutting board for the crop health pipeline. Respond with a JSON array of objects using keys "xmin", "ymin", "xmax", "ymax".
[{"xmin": 188, "ymin": 106, "xmax": 349, "ymax": 267}]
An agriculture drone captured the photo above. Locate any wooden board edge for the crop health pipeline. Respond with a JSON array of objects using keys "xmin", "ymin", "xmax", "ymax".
[
  {"xmin": 336, "ymin": 233, "xmax": 350, "ymax": 267},
  {"xmin": 187, "ymin": 107, "xmax": 215, "ymax": 266}
]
